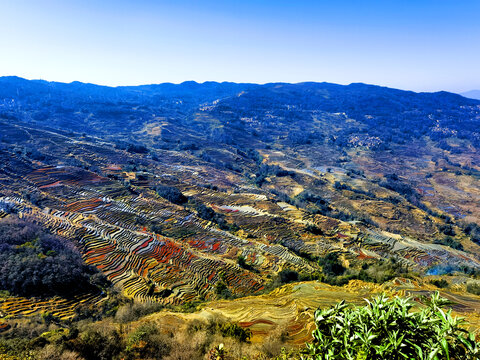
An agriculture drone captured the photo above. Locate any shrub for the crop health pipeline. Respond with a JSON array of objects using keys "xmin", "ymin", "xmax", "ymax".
[
  {"xmin": 68, "ymin": 329, "xmax": 123, "ymax": 360},
  {"xmin": 434, "ymin": 236, "xmax": 463, "ymax": 251},
  {"xmin": 464, "ymin": 222, "xmax": 480, "ymax": 245},
  {"xmin": 430, "ymin": 279, "xmax": 449, "ymax": 288},
  {"xmin": 156, "ymin": 185, "xmax": 188, "ymax": 205},
  {"xmin": 115, "ymin": 301, "xmax": 164, "ymax": 323},
  {"xmin": 215, "ymin": 281, "xmax": 231, "ymax": 299},
  {"xmin": 303, "ymin": 292, "xmax": 480, "ymax": 360},
  {"xmin": 318, "ymin": 253, "xmax": 345, "ymax": 277},
  {"xmin": 305, "ymin": 224, "xmax": 323, "ymax": 235},
  {"xmin": 438, "ymin": 224, "xmax": 456, "ymax": 236},
  {"xmin": 279, "ymin": 269, "xmax": 299, "ymax": 284},
  {"xmin": 318, "ymin": 258, "xmax": 411, "ymax": 286},
  {"xmin": 126, "ymin": 143, "xmax": 148, "ymax": 154},
  {"xmin": 195, "ymin": 203, "xmax": 239, "ymax": 232},
  {"xmin": 356, "ymin": 258, "xmax": 409, "ymax": 283},
  {"xmin": 124, "ymin": 323, "xmax": 171, "ymax": 360},
  {"xmin": 237, "ymin": 255, "xmax": 254, "ymax": 271},
  {"xmin": 466, "ymin": 283, "xmax": 480, "ymax": 296},
  {"xmin": 195, "ymin": 203, "xmax": 218, "ymax": 222},
  {"xmin": 216, "ymin": 323, "xmax": 252, "ymax": 343}
]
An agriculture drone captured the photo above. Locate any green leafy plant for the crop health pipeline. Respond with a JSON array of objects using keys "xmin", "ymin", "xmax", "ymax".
[{"xmin": 303, "ymin": 292, "xmax": 479, "ymax": 360}]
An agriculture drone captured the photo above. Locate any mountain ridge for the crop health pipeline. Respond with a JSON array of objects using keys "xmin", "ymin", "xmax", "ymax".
[
  {"xmin": 2, "ymin": 75, "xmax": 479, "ymax": 99},
  {"xmin": 462, "ymin": 89, "xmax": 480, "ymax": 100}
]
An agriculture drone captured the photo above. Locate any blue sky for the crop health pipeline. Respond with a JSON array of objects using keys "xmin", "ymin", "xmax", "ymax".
[{"xmin": 1, "ymin": 0, "xmax": 479, "ymax": 92}]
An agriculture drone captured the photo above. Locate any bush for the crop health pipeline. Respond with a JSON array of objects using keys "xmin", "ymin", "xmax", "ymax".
[
  {"xmin": 115, "ymin": 301, "xmax": 164, "ymax": 323},
  {"xmin": 356, "ymin": 258, "xmax": 409, "ymax": 283},
  {"xmin": 156, "ymin": 185, "xmax": 188, "ymax": 205},
  {"xmin": 216, "ymin": 322, "xmax": 252, "ymax": 343},
  {"xmin": 434, "ymin": 236, "xmax": 463, "ymax": 250},
  {"xmin": 237, "ymin": 255, "xmax": 254, "ymax": 271},
  {"xmin": 303, "ymin": 292, "xmax": 480, "ymax": 360},
  {"xmin": 215, "ymin": 281, "xmax": 231, "ymax": 299},
  {"xmin": 68, "ymin": 329, "xmax": 123, "ymax": 360},
  {"xmin": 124, "ymin": 323, "xmax": 171, "ymax": 360},
  {"xmin": 279, "ymin": 269, "xmax": 299, "ymax": 284},
  {"xmin": 318, "ymin": 253, "xmax": 345, "ymax": 277},
  {"xmin": 195, "ymin": 203, "xmax": 239, "ymax": 233},
  {"xmin": 195, "ymin": 203, "xmax": 217, "ymax": 222},
  {"xmin": 126, "ymin": 143, "xmax": 148, "ymax": 154},
  {"xmin": 430, "ymin": 279, "xmax": 449, "ymax": 288},
  {"xmin": 319, "ymin": 258, "xmax": 412, "ymax": 287},
  {"xmin": 305, "ymin": 224, "xmax": 323, "ymax": 235},
  {"xmin": 438, "ymin": 224, "xmax": 456, "ymax": 236},
  {"xmin": 466, "ymin": 283, "xmax": 480, "ymax": 296},
  {"xmin": 464, "ymin": 222, "xmax": 480, "ymax": 245}
]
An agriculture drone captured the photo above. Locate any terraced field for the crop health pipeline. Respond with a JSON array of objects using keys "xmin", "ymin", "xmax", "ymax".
[
  {"xmin": 1, "ymin": 83, "xmax": 480, "ymax": 340},
  {"xmin": 0, "ymin": 122, "xmax": 479, "ymax": 313},
  {"xmin": 0, "ymin": 293, "xmax": 104, "ymax": 320},
  {"xmin": 127, "ymin": 279, "xmax": 480, "ymax": 345},
  {"xmin": 1, "ymin": 178, "xmax": 478, "ymax": 310}
]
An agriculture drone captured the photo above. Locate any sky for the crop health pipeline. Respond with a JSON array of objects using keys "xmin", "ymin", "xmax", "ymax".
[{"xmin": 0, "ymin": 0, "xmax": 479, "ymax": 92}]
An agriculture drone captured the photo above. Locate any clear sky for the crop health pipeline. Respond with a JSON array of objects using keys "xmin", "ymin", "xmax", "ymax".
[{"xmin": 1, "ymin": 0, "xmax": 479, "ymax": 92}]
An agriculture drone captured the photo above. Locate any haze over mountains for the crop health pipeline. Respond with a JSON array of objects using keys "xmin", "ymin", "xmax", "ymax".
[{"xmin": 462, "ymin": 89, "xmax": 480, "ymax": 100}]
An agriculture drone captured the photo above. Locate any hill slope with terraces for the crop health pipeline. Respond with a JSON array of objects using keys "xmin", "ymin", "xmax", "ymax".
[{"xmin": 1, "ymin": 78, "xmax": 480, "ymax": 351}]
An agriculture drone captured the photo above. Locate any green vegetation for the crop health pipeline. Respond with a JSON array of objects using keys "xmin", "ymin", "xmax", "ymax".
[
  {"xmin": 466, "ymin": 282, "xmax": 480, "ymax": 296},
  {"xmin": 319, "ymin": 257, "xmax": 411, "ymax": 287},
  {"xmin": 303, "ymin": 292, "xmax": 480, "ymax": 360},
  {"xmin": 254, "ymin": 164, "xmax": 296, "ymax": 187},
  {"xmin": 124, "ymin": 323, "xmax": 171, "ymax": 360},
  {"xmin": 237, "ymin": 255, "xmax": 254, "ymax": 271},
  {"xmin": 114, "ymin": 301, "xmax": 165, "ymax": 323},
  {"xmin": 125, "ymin": 143, "xmax": 148, "ymax": 154},
  {"xmin": 216, "ymin": 322, "xmax": 252, "ymax": 343},
  {"xmin": 434, "ymin": 236, "xmax": 463, "ymax": 251},
  {"xmin": 305, "ymin": 224, "xmax": 324, "ymax": 235},
  {"xmin": 155, "ymin": 185, "xmax": 188, "ymax": 205},
  {"xmin": 464, "ymin": 223, "xmax": 480, "ymax": 245},
  {"xmin": 430, "ymin": 279, "xmax": 449, "ymax": 288},
  {"xmin": 438, "ymin": 224, "xmax": 456, "ymax": 237},
  {"xmin": 215, "ymin": 272, "xmax": 232, "ymax": 299},
  {"xmin": 0, "ymin": 315, "xmax": 257, "ymax": 360},
  {"xmin": 0, "ymin": 217, "xmax": 108, "ymax": 297},
  {"xmin": 195, "ymin": 202, "xmax": 239, "ymax": 232},
  {"xmin": 318, "ymin": 253, "xmax": 346, "ymax": 277},
  {"xmin": 278, "ymin": 269, "xmax": 300, "ymax": 284}
]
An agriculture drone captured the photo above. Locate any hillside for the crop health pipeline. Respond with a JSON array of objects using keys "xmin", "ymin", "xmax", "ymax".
[{"xmin": 1, "ymin": 77, "xmax": 480, "ymax": 358}]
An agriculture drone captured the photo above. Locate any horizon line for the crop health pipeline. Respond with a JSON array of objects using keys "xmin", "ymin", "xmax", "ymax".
[{"xmin": 0, "ymin": 75, "xmax": 476, "ymax": 95}]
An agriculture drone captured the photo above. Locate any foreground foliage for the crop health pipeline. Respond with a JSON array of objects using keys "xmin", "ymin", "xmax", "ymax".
[
  {"xmin": 0, "ymin": 314, "xmax": 260, "ymax": 360},
  {"xmin": 303, "ymin": 292, "xmax": 479, "ymax": 360}
]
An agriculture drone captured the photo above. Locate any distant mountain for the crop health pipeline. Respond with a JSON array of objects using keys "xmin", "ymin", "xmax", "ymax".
[
  {"xmin": 462, "ymin": 90, "xmax": 480, "ymax": 100},
  {"xmin": 1, "ymin": 76, "xmax": 479, "ymax": 144}
]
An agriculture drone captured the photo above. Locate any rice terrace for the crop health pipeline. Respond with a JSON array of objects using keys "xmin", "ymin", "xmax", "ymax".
[{"xmin": 2, "ymin": 1, "xmax": 480, "ymax": 359}]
